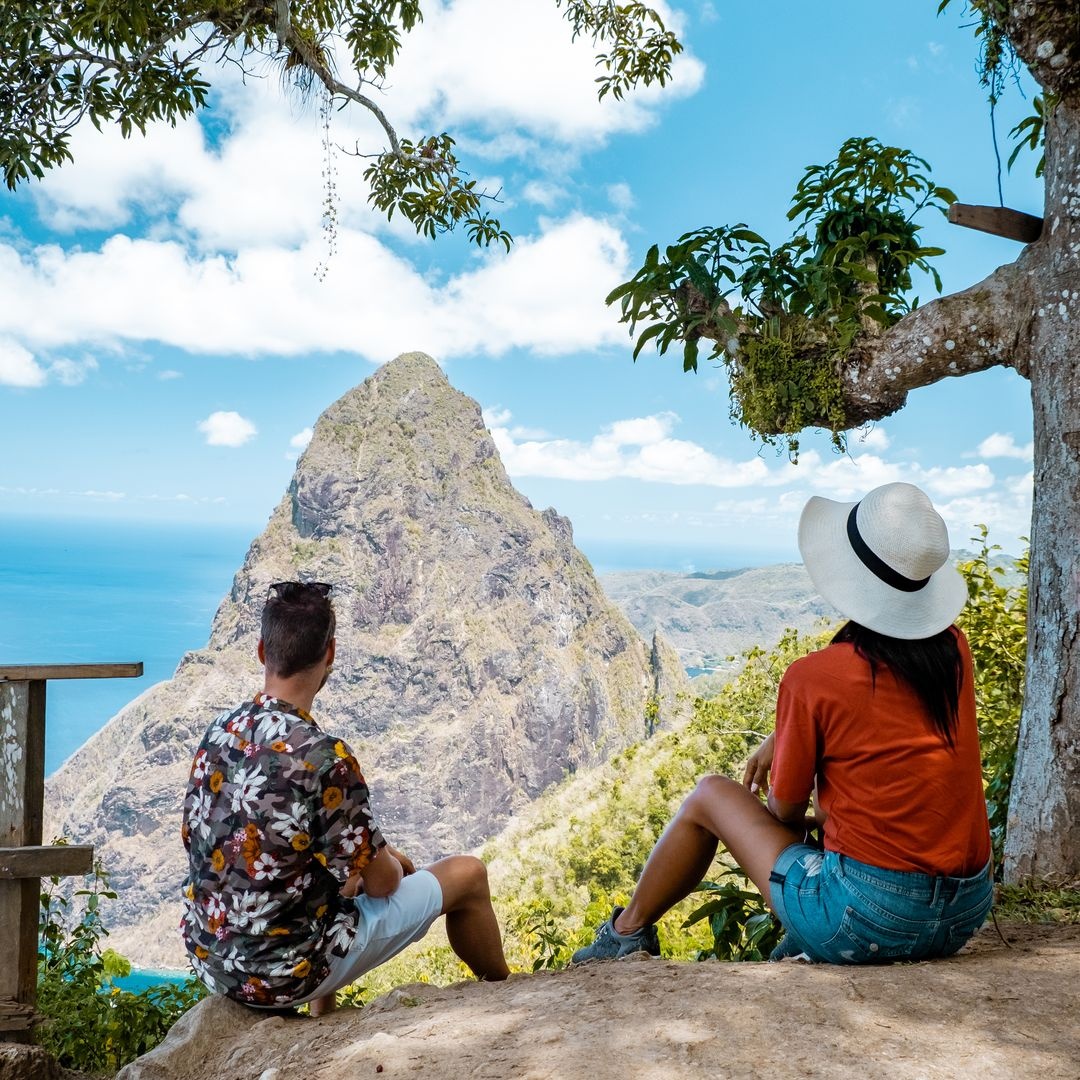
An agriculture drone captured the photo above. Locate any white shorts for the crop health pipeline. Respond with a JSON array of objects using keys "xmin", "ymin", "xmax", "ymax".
[{"xmin": 294, "ymin": 869, "xmax": 444, "ymax": 1003}]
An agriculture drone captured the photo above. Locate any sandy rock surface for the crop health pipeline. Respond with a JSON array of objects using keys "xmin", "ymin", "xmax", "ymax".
[{"xmin": 116, "ymin": 923, "xmax": 1079, "ymax": 1080}]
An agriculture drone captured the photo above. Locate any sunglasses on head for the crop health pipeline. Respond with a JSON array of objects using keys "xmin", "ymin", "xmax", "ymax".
[{"xmin": 267, "ymin": 581, "xmax": 333, "ymax": 602}]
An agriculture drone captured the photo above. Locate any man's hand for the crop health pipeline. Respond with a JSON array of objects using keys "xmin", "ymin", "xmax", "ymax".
[
  {"xmin": 352, "ymin": 844, "xmax": 403, "ymax": 899},
  {"xmin": 388, "ymin": 845, "xmax": 416, "ymax": 875},
  {"xmin": 742, "ymin": 732, "xmax": 775, "ymax": 796},
  {"xmin": 340, "ymin": 846, "xmax": 412, "ymax": 898}
]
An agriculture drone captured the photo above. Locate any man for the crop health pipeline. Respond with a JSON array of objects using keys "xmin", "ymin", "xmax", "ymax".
[{"xmin": 181, "ymin": 580, "xmax": 509, "ymax": 1013}]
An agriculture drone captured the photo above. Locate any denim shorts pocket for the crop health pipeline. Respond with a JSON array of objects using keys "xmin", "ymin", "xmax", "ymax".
[
  {"xmin": 942, "ymin": 893, "xmax": 994, "ymax": 956},
  {"xmin": 823, "ymin": 905, "xmax": 921, "ymax": 963}
]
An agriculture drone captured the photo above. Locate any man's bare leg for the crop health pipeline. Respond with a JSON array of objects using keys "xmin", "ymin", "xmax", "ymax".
[
  {"xmin": 427, "ymin": 856, "xmax": 510, "ymax": 981},
  {"xmin": 308, "ymin": 991, "xmax": 337, "ymax": 1017}
]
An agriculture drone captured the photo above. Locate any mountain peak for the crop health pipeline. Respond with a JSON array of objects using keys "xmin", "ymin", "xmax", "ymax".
[
  {"xmin": 373, "ymin": 350, "xmax": 448, "ymax": 387},
  {"xmin": 45, "ymin": 357, "xmax": 689, "ymax": 969}
]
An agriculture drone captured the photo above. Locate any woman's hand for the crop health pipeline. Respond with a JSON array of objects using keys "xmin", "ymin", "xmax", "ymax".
[{"xmin": 742, "ymin": 732, "xmax": 775, "ymax": 797}]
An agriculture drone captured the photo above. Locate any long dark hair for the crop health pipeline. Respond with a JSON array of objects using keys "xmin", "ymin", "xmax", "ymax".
[{"xmin": 831, "ymin": 621, "xmax": 963, "ymax": 746}]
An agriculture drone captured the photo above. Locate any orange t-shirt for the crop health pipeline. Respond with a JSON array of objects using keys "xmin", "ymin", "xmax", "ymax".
[{"xmin": 770, "ymin": 629, "xmax": 991, "ymax": 876}]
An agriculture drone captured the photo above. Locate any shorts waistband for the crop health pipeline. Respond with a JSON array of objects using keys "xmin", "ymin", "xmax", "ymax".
[{"xmin": 835, "ymin": 852, "xmax": 991, "ymax": 903}]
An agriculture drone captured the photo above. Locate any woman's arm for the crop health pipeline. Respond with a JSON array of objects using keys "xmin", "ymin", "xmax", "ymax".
[{"xmin": 767, "ymin": 791, "xmax": 809, "ymax": 826}]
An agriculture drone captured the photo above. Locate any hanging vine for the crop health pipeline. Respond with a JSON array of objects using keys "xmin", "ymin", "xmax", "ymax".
[{"xmin": 315, "ymin": 88, "xmax": 339, "ymax": 282}]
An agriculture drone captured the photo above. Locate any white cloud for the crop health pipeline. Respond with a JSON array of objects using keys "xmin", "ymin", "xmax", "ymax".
[
  {"xmin": 198, "ymin": 411, "xmax": 258, "ymax": 447},
  {"xmin": 2, "ymin": 2, "xmax": 702, "ymax": 378},
  {"xmin": 158, "ymin": 369, "xmax": 183, "ymax": 380},
  {"xmin": 290, "ymin": 427, "xmax": 313, "ymax": 450},
  {"xmin": 854, "ymin": 425, "xmax": 891, "ymax": 452},
  {"xmin": 490, "ymin": 412, "xmax": 769, "ymax": 487},
  {"xmin": 48, "ymin": 357, "xmax": 99, "ymax": 386},
  {"xmin": 607, "ymin": 182, "xmax": 635, "ymax": 212},
  {"xmin": 607, "ymin": 414, "xmax": 677, "ymax": 447},
  {"xmin": 775, "ymin": 450, "xmax": 995, "ymax": 501},
  {"xmin": 0, "ymin": 214, "xmax": 629, "ymax": 361},
  {"xmin": 482, "ymin": 406, "xmax": 548, "ymax": 440},
  {"xmin": 773, "ymin": 451, "xmax": 905, "ymax": 497},
  {"xmin": 919, "ymin": 464, "xmax": 996, "ymax": 498},
  {"xmin": 938, "ymin": 485, "xmax": 1032, "ymax": 550},
  {"xmin": 521, "ymin": 181, "xmax": 565, "ymax": 209},
  {"xmin": 1007, "ymin": 470, "xmax": 1034, "ymax": 496},
  {"xmin": 32, "ymin": 119, "xmax": 207, "ymax": 232},
  {"xmin": 886, "ymin": 97, "xmax": 920, "ymax": 128},
  {"xmin": 142, "ymin": 492, "xmax": 226, "ymax": 504},
  {"xmin": 0, "ymin": 485, "xmax": 61, "ymax": 497},
  {"xmin": 383, "ymin": 0, "xmax": 704, "ymax": 146},
  {"xmin": 975, "ymin": 432, "xmax": 1034, "ymax": 461},
  {"xmin": 0, "ymin": 339, "xmax": 46, "ymax": 388}
]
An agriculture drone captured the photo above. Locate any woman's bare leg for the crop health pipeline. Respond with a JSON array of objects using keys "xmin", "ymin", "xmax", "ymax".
[
  {"xmin": 615, "ymin": 775, "xmax": 803, "ymax": 935},
  {"xmin": 427, "ymin": 856, "xmax": 510, "ymax": 981}
]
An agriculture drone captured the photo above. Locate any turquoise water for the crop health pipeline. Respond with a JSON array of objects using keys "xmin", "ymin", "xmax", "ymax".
[
  {"xmin": 110, "ymin": 969, "xmax": 193, "ymax": 993},
  {"xmin": 0, "ymin": 515, "xmax": 253, "ymax": 775}
]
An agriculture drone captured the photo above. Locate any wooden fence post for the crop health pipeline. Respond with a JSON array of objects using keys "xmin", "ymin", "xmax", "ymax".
[{"xmin": 0, "ymin": 663, "xmax": 141, "ymax": 1042}]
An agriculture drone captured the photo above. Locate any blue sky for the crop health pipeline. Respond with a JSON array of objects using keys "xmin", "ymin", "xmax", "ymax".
[{"xmin": 0, "ymin": 1, "xmax": 1040, "ymax": 565}]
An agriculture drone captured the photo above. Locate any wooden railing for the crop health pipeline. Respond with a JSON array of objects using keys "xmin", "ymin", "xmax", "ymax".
[{"xmin": 0, "ymin": 663, "xmax": 141, "ymax": 1042}]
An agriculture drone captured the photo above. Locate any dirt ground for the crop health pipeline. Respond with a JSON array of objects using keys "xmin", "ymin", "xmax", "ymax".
[{"xmin": 115, "ymin": 922, "xmax": 1080, "ymax": 1080}]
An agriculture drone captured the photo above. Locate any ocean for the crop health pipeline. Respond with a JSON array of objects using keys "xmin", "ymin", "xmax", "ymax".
[
  {"xmin": 0, "ymin": 515, "xmax": 253, "ymax": 775},
  {"xmin": 0, "ymin": 515, "xmax": 779, "ymax": 776}
]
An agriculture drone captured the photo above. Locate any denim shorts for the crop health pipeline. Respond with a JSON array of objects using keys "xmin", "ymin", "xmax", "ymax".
[
  {"xmin": 289, "ymin": 869, "xmax": 444, "ymax": 1003},
  {"xmin": 768, "ymin": 845, "xmax": 993, "ymax": 964}
]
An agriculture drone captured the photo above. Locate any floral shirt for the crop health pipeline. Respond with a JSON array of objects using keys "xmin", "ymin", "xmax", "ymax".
[{"xmin": 181, "ymin": 693, "xmax": 385, "ymax": 1006}]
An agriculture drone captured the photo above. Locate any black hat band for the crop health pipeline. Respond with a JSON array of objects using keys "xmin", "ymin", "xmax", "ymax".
[{"xmin": 846, "ymin": 503, "xmax": 931, "ymax": 593}]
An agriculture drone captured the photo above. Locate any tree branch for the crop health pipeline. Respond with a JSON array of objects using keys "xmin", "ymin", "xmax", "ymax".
[
  {"xmin": 832, "ymin": 254, "xmax": 1035, "ymax": 426},
  {"xmin": 284, "ymin": 25, "xmax": 408, "ymax": 161},
  {"xmin": 686, "ymin": 254, "xmax": 1036, "ymax": 431}
]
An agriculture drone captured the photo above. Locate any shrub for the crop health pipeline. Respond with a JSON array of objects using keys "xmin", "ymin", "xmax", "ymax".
[
  {"xmin": 956, "ymin": 529, "xmax": 1028, "ymax": 873},
  {"xmin": 37, "ymin": 856, "xmax": 205, "ymax": 1072}
]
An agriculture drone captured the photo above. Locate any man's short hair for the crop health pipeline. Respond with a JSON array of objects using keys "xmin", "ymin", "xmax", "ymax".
[{"xmin": 261, "ymin": 583, "xmax": 336, "ymax": 678}]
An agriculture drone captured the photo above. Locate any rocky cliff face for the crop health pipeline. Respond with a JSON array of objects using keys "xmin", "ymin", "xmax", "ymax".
[{"xmin": 44, "ymin": 352, "xmax": 688, "ymax": 967}]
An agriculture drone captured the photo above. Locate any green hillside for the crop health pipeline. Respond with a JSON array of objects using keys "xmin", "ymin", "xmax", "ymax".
[{"xmin": 343, "ymin": 624, "xmax": 833, "ymax": 998}]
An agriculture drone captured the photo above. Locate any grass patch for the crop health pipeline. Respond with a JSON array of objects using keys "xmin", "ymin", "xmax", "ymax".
[{"xmin": 996, "ymin": 881, "xmax": 1080, "ymax": 924}]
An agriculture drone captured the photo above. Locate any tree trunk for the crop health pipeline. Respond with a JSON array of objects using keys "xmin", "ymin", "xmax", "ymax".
[{"xmin": 1004, "ymin": 97, "xmax": 1080, "ymax": 881}]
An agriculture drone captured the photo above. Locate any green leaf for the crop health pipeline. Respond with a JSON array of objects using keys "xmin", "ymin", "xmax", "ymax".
[
  {"xmin": 683, "ymin": 336, "xmax": 700, "ymax": 372},
  {"xmin": 632, "ymin": 322, "xmax": 667, "ymax": 360}
]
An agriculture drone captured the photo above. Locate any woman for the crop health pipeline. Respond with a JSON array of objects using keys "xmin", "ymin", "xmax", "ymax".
[{"xmin": 572, "ymin": 482, "xmax": 993, "ymax": 965}]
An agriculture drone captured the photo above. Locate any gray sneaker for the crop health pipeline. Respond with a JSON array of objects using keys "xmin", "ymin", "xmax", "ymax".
[{"xmin": 571, "ymin": 907, "xmax": 660, "ymax": 964}]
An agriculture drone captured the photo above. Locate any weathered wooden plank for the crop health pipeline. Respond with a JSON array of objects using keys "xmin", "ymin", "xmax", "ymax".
[
  {"xmin": 0, "ymin": 845, "xmax": 93, "ymax": 880},
  {"xmin": 0, "ymin": 681, "xmax": 46, "ymax": 1021},
  {"xmin": 947, "ymin": 202, "xmax": 1043, "ymax": 243},
  {"xmin": 0, "ymin": 681, "xmax": 44, "ymax": 847},
  {"xmin": 0, "ymin": 663, "xmax": 142, "ymax": 682},
  {"xmin": 0, "ymin": 999, "xmax": 39, "ymax": 1033},
  {"xmin": 0, "ymin": 880, "xmax": 39, "ymax": 1037}
]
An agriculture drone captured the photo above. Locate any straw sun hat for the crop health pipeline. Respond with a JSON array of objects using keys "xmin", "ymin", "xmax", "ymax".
[{"xmin": 798, "ymin": 482, "xmax": 968, "ymax": 640}]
